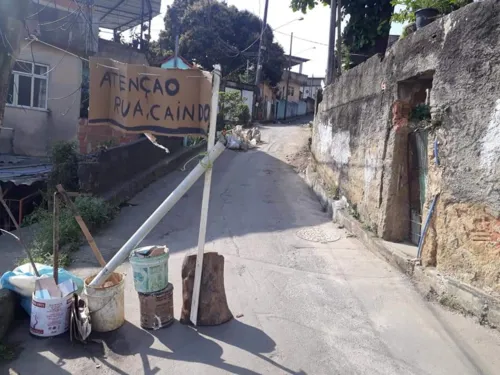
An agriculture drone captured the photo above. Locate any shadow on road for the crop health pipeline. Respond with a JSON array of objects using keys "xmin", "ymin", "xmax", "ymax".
[
  {"xmin": 5, "ymin": 318, "xmax": 306, "ymax": 374},
  {"xmin": 70, "ymin": 128, "xmax": 327, "ymax": 269}
]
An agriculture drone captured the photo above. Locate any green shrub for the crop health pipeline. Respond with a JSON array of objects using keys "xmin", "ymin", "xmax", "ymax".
[
  {"xmin": 48, "ymin": 141, "xmax": 79, "ymax": 193},
  {"xmin": 411, "ymin": 103, "xmax": 431, "ymax": 121},
  {"xmin": 218, "ymin": 91, "xmax": 252, "ymax": 127},
  {"xmin": 21, "ymin": 196, "xmax": 116, "ymax": 266},
  {"xmin": 237, "ymin": 104, "xmax": 251, "ymax": 125}
]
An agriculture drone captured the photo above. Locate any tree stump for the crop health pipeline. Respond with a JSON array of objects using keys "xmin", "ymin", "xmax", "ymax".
[{"xmin": 180, "ymin": 252, "xmax": 233, "ymax": 326}]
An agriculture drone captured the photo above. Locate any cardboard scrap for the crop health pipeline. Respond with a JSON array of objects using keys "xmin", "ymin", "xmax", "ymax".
[{"xmin": 34, "ymin": 277, "xmax": 76, "ymax": 300}]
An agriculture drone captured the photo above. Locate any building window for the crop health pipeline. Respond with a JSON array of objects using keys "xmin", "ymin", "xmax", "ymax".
[
  {"xmin": 7, "ymin": 61, "xmax": 48, "ymax": 109},
  {"xmin": 287, "ymin": 86, "xmax": 294, "ymax": 97}
]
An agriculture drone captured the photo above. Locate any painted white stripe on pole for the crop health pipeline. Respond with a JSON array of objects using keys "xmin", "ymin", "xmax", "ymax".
[
  {"xmin": 88, "ymin": 141, "xmax": 226, "ymax": 287},
  {"xmin": 190, "ymin": 65, "xmax": 221, "ymax": 326}
]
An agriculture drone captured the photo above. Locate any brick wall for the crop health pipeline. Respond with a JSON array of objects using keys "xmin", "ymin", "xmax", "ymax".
[{"xmin": 78, "ymin": 118, "xmax": 139, "ymax": 154}]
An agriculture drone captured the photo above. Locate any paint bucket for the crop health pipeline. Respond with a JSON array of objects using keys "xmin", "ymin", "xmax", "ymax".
[
  {"xmin": 138, "ymin": 283, "xmax": 174, "ymax": 330},
  {"xmin": 30, "ymin": 292, "xmax": 73, "ymax": 337},
  {"xmin": 83, "ymin": 272, "xmax": 125, "ymax": 332},
  {"xmin": 129, "ymin": 246, "xmax": 169, "ymax": 294}
]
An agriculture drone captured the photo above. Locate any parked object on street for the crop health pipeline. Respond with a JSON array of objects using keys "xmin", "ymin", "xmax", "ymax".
[
  {"xmin": 130, "ymin": 246, "xmax": 169, "ymax": 294},
  {"xmin": 180, "ymin": 252, "xmax": 232, "ymax": 326},
  {"xmin": 83, "ymin": 272, "xmax": 125, "ymax": 332},
  {"xmin": 1, "ymin": 263, "xmax": 83, "ymax": 314},
  {"xmin": 30, "ymin": 277, "xmax": 77, "ymax": 337},
  {"xmin": 138, "ymin": 283, "xmax": 174, "ymax": 330}
]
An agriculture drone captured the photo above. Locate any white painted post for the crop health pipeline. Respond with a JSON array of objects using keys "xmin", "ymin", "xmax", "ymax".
[{"xmin": 190, "ymin": 65, "xmax": 221, "ymax": 325}]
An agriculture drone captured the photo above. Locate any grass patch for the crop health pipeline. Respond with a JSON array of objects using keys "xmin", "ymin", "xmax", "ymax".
[{"xmin": 20, "ymin": 196, "xmax": 117, "ymax": 267}]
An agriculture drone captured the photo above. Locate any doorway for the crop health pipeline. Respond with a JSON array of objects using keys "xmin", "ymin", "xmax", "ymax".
[{"xmin": 408, "ymin": 131, "xmax": 428, "ymax": 245}]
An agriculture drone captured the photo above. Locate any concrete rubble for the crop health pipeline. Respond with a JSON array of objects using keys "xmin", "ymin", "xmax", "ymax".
[{"xmin": 218, "ymin": 125, "xmax": 262, "ymax": 151}]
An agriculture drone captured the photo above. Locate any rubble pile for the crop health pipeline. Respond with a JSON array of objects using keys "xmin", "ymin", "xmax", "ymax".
[{"xmin": 218, "ymin": 125, "xmax": 262, "ymax": 151}]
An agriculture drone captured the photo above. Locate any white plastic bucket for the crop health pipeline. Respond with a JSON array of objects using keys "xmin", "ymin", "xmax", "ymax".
[
  {"xmin": 83, "ymin": 272, "xmax": 125, "ymax": 332},
  {"xmin": 30, "ymin": 293, "xmax": 73, "ymax": 337},
  {"xmin": 129, "ymin": 246, "xmax": 169, "ymax": 294}
]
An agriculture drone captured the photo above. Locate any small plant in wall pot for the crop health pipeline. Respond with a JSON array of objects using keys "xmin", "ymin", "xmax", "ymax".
[{"xmin": 391, "ymin": 0, "xmax": 471, "ymax": 30}]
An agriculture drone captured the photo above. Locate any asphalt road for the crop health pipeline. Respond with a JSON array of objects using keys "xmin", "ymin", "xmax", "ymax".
[{"xmin": 4, "ymin": 119, "xmax": 500, "ymax": 375}]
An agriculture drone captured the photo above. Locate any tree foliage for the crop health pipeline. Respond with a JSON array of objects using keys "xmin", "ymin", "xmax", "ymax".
[
  {"xmin": 290, "ymin": 0, "xmax": 394, "ymax": 61},
  {"xmin": 160, "ymin": 0, "xmax": 286, "ymax": 86}
]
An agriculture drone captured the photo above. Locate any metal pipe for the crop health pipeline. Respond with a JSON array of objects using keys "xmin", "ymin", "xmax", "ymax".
[
  {"xmin": 417, "ymin": 194, "xmax": 439, "ymax": 259},
  {"xmin": 53, "ymin": 192, "xmax": 60, "ymax": 284},
  {"xmin": 89, "ymin": 141, "xmax": 226, "ymax": 287}
]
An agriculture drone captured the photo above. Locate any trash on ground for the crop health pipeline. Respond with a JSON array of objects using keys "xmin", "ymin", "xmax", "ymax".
[
  {"xmin": 1, "ymin": 263, "xmax": 84, "ymax": 314},
  {"xmin": 70, "ymin": 293, "xmax": 91, "ymax": 343},
  {"xmin": 219, "ymin": 125, "xmax": 263, "ymax": 151},
  {"xmin": 30, "ymin": 277, "xmax": 77, "ymax": 337}
]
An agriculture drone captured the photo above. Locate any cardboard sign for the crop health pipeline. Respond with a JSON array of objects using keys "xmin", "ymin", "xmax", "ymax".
[{"xmin": 88, "ymin": 57, "xmax": 213, "ymax": 137}]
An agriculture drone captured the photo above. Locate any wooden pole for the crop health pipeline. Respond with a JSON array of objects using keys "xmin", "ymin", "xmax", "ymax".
[
  {"xmin": 190, "ymin": 65, "xmax": 221, "ymax": 326},
  {"xmin": 55, "ymin": 185, "xmax": 117, "ymax": 283}
]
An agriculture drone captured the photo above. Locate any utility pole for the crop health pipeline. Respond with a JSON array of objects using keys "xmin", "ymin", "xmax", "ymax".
[
  {"xmin": 174, "ymin": 35, "xmax": 179, "ymax": 68},
  {"xmin": 326, "ymin": 0, "xmax": 337, "ymax": 85},
  {"xmin": 336, "ymin": 0, "xmax": 342, "ymax": 75},
  {"xmin": 283, "ymin": 32, "xmax": 293, "ymax": 121},
  {"xmin": 254, "ymin": 0, "xmax": 270, "ymax": 89}
]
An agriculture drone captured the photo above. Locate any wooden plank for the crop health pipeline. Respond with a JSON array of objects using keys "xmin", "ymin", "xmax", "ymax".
[{"xmin": 55, "ymin": 185, "xmax": 117, "ymax": 283}]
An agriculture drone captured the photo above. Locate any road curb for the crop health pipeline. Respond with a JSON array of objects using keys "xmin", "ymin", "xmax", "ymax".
[{"xmin": 303, "ymin": 161, "xmax": 500, "ymax": 331}]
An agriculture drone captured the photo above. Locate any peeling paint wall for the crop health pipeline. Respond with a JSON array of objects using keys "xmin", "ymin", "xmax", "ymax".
[{"xmin": 312, "ymin": 0, "xmax": 500, "ymax": 295}]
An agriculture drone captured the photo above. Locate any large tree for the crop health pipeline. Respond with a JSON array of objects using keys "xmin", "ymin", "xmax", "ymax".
[
  {"xmin": 160, "ymin": 0, "xmax": 286, "ymax": 86},
  {"xmin": 290, "ymin": 0, "xmax": 393, "ymax": 66}
]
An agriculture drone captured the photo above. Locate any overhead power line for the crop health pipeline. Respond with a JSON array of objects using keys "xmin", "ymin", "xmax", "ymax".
[{"xmin": 274, "ymin": 30, "xmax": 328, "ymax": 47}]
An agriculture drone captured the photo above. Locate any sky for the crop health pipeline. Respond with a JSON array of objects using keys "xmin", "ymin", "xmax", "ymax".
[{"xmin": 104, "ymin": 0, "xmax": 405, "ymax": 78}]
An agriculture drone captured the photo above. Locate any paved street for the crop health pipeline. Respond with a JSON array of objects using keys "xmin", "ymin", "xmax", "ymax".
[{"xmin": 4, "ymin": 118, "xmax": 500, "ymax": 375}]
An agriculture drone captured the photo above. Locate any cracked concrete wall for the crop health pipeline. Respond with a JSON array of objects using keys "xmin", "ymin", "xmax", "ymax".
[{"xmin": 312, "ymin": 0, "xmax": 500, "ymax": 295}]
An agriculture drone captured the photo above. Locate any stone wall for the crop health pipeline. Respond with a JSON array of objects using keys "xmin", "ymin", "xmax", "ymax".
[
  {"xmin": 78, "ymin": 136, "xmax": 183, "ymax": 195},
  {"xmin": 312, "ymin": 0, "xmax": 500, "ymax": 295}
]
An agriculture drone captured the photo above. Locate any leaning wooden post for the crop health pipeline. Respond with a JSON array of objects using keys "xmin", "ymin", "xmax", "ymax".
[{"xmin": 190, "ymin": 65, "xmax": 221, "ymax": 326}]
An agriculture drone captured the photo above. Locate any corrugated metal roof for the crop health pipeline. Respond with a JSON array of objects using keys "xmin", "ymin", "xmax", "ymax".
[
  {"xmin": 0, "ymin": 156, "xmax": 52, "ymax": 186},
  {"xmin": 0, "ymin": 164, "xmax": 52, "ymax": 186},
  {"xmin": 93, "ymin": 0, "xmax": 162, "ymax": 32}
]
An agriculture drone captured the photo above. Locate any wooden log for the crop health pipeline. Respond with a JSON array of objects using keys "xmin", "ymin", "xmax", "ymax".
[{"xmin": 180, "ymin": 252, "xmax": 232, "ymax": 326}]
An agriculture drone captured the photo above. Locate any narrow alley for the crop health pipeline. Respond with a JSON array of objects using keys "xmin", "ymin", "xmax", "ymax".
[{"xmin": 4, "ymin": 119, "xmax": 500, "ymax": 375}]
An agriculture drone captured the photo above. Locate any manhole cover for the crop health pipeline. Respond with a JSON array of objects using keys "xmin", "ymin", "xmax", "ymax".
[{"xmin": 295, "ymin": 227, "xmax": 340, "ymax": 243}]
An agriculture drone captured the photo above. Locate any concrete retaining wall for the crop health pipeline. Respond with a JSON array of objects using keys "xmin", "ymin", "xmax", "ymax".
[
  {"xmin": 78, "ymin": 136, "xmax": 183, "ymax": 196},
  {"xmin": 312, "ymin": 0, "xmax": 500, "ymax": 295}
]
